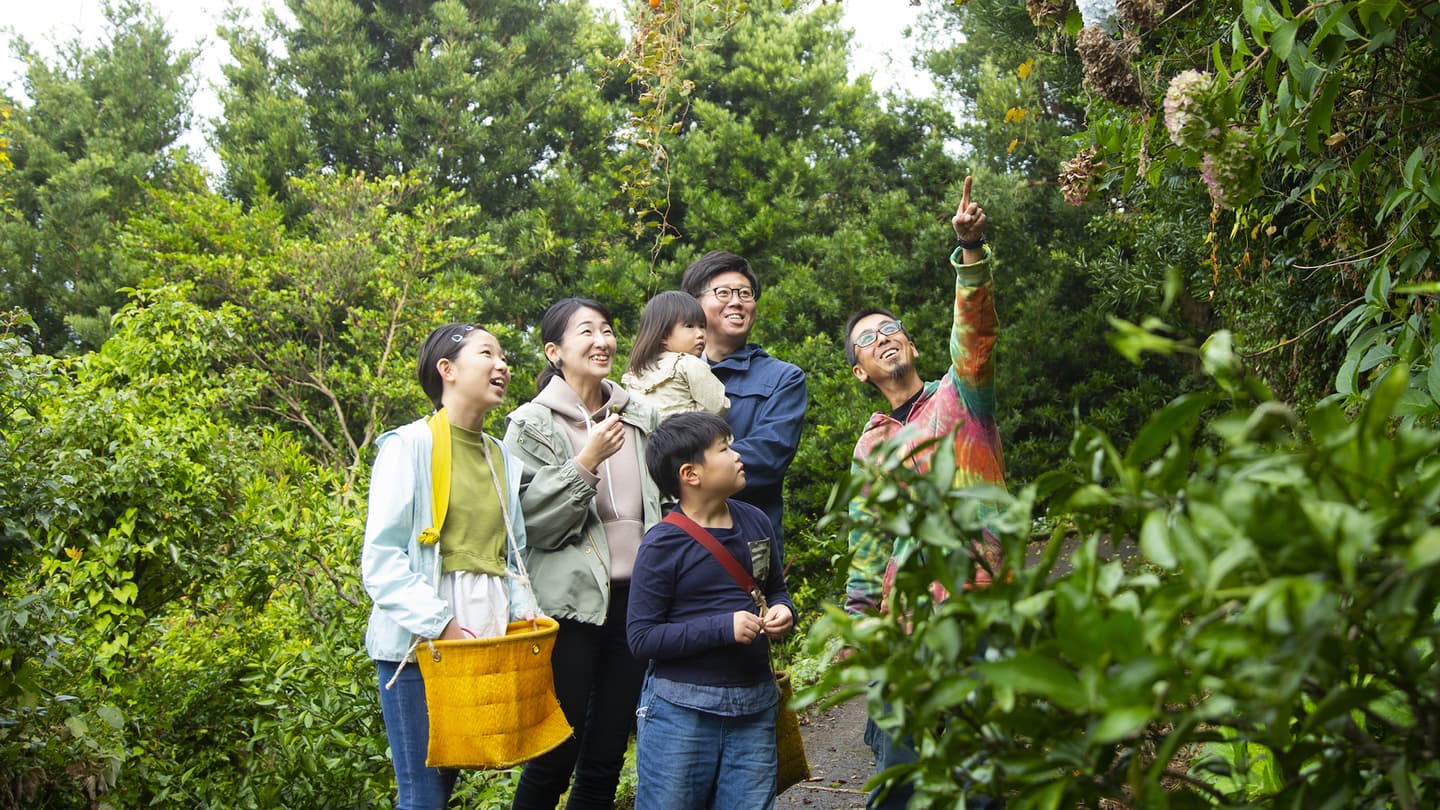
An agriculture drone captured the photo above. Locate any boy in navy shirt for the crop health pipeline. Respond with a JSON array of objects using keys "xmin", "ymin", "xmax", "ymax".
[{"xmin": 627, "ymin": 412, "xmax": 795, "ymax": 809}]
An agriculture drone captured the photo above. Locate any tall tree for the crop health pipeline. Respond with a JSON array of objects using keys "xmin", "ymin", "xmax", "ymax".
[
  {"xmin": 0, "ymin": 1, "xmax": 196, "ymax": 353},
  {"xmin": 215, "ymin": 0, "xmax": 624, "ymax": 217},
  {"xmin": 214, "ymin": 0, "xmax": 651, "ymax": 329},
  {"xmin": 610, "ymin": 0, "xmax": 975, "ymax": 581}
]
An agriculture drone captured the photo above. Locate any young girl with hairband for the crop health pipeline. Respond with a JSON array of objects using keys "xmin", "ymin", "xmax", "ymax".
[{"xmin": 361, "ymin": 322, "xmax": 537, "ymax": 809}]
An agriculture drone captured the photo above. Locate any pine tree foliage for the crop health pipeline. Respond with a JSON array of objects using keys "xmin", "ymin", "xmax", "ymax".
[{"xmin": 0, "ymin": 1, "xmax": 195, "ymax": 353}]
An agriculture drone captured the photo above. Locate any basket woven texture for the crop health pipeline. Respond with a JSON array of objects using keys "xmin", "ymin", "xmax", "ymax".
[
  {"xmin": 775, "ymin": 670, "xmax": 811, "ymax": 793},
  {"xmin": 418, "ymin": 616, "xmax": 573, "ymax": 769}
]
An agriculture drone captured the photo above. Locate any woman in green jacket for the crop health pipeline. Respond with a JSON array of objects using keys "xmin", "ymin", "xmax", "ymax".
[{"xmin": 506, "ymin": 298, "xmax": 662, "ymax": 810}]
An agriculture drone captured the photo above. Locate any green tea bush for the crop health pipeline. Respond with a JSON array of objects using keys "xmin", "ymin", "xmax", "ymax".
[{"xmin": 808, "ymin": 325, "xmax": 1440, "ymax": 808}]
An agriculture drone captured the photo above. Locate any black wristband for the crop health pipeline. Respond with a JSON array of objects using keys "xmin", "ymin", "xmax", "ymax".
[{"xmin": 956, "ymin": 235, "xmax": 986, "ymax": 250}]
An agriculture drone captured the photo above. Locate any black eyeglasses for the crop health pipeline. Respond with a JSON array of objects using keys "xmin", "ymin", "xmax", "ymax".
[
  {"xmin": 703, "ymin": 285, "xmax": 755, "ymax": 303},
  {"xmin": 853, "ymin": 320, "xmax": 904, "ymax": 349}
]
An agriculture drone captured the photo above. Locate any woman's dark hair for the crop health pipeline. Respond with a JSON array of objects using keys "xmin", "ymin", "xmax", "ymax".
[
  {"xmin": 417, "ymin": 322, "xmax": 487, "ymax": 409},
  {"xmin": 628, "ymin": 291, "xmax": 707, "ymax": 375},
  {"xmin": 535, "ymin": 297, "xmax": 612, "ymax": 393}
]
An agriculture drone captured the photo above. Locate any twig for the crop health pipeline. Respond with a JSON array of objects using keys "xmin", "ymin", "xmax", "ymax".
[
  {"xmin": 305, "ymin": 550, "xmax": 362, "ymax": 607},
  {"xmin": 1241, "ymin": 296, "xmax": 1364, "ymax": 357}
]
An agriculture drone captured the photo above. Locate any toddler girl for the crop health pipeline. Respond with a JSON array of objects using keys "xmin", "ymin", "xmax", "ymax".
[{"xmin": 622, "ymin": 290, "xmax": 730, "ymax": 419}]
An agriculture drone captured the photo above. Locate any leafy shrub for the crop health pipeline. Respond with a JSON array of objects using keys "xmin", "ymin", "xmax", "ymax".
[{"xmin": 808, "ymin": 325, "xmax": 1440, "ymax": 808}]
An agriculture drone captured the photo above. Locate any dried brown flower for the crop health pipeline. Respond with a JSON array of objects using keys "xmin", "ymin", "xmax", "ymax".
[
  {"xmin": 1116, "ymin": 0, "xmax": 1166, "ymax": 30},
  {"xmin": 1076, "ymin": 26, "xmax": 1147, "ymax": 109}
]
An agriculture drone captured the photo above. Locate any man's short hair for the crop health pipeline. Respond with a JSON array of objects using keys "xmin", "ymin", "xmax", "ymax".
[
  {"xmin": 844, "ymin": 307, "xmax": 900, "ymax": 367},
  {"xmin": 680, "ymin": 250, "xmax": 762, "ymax": 301},
  {"xmin": 646, "ymin": 412, "xmax": 734, "ymax": 499}
]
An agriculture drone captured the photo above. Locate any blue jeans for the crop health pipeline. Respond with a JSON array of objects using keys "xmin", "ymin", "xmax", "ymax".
[
  {"xmin": 864, "ymin": 715, "xmax": 916, "ymax": 810},
  {"xmin": 634, "ymin": 683, "xmax": 777, "ymax": 810},
  {"xmin": 375, "ymin": 660, "xmax": 458, "ymax": 810},
  {"xmin": 864, "ymin": 712, "xmax": 1002, "ymax": 810}
]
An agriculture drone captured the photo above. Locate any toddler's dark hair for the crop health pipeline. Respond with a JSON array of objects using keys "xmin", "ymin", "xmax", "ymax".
[{"xmin": 628, "ymin": 291, "xmax": 707, "ymax": 375}]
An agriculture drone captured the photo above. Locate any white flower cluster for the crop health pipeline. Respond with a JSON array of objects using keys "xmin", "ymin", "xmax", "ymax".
[
  {"xmin": 1163, "ymin": 70, "xmax": 1216, "ymax": 150},
  {"xmin": 1078, "ymin": 0, "xmax": 1121, "ymax": 32}
]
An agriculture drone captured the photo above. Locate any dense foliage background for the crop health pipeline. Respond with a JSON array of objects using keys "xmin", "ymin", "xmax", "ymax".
[{"xmin": 1, "ymin": 0, "xmax": 1434, "ymax": 806}]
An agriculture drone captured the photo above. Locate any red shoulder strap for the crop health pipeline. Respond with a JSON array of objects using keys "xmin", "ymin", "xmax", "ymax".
[{"xmin": 662, "ymin": 511, "xmax": 766, "ymax": 612}]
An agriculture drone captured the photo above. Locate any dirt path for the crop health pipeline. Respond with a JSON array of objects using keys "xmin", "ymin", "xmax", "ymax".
[{"xmin": 777, "ymin": 694, "xmax": 871, "ymax": 809}]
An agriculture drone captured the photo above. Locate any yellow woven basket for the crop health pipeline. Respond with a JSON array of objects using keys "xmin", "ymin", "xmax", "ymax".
[
  {"xmin": 417, "ymin": 616, "xmax": 573, "ymax": 769},
  {"xmin": 775, "ymin": 670, "xmax": 812, "ymax": 793}
]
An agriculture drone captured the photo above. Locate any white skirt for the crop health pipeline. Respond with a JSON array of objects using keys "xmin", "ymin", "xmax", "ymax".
[{"xmin": 438, "ymin": 570, "xmax": 510, "ymax": 639}]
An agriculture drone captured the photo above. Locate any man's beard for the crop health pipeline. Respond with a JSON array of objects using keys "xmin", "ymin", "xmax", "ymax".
[{"xmin": 885, "ymin": 358, "xmax": 914, "ymax": 383}]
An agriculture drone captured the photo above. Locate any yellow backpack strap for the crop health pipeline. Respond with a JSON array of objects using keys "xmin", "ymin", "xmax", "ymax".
[{"xmin": 418, "ymin": 408, "xmax": 451, "ymax": 545}]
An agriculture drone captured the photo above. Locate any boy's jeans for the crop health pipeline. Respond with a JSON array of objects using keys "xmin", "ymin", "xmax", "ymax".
[
  {"xmin": 375, "ymin": 660, "xmax": 458, "ymax": 810},
  {"xmin": 635, "ymin": 685, "xmax": 777, "ymax": 810}
]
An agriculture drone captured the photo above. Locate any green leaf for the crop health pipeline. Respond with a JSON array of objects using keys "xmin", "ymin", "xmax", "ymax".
[
  {"xmin": 1308, "ymin": 399, "xmax": 1351, "ymax": 444},
  {"xmin": 1392, "ymin": 282, "xmax": 1440, "ymax": 294},
  {"xmin": 1026, "ymin": 780, "xmax": 1065, "ymax": 810},
  {"xmin": 1244, "ymin": 0, "xmax": 1279, "ymax": 37},
  {"xmin": 65, "ymin": 716, "xmax": 90, "ymax": 738},
  {"xmin": 1361, "ymin": 364, "xmax": 1410, "ymax": 434},
  {"xmin": 1125, "ymin": 392, "xmax": 1213, "ymax": 465},
  {"xmin": 1064, "ymin": 9, "xmax": 1084, "ymax": 37},
  {"xmin": 114, "ymin": 581, "xmax": 139, "ymax": 605},
  {"xmin": 1379, "ymin": 187, "xmax": 1417, "ymax": 221},
  {"xmin": 1106, "ymin": 317, "xmax": 1182, "ymax": 364},
  {"xmin": 979, "ymin": 653, "xmax": 1088, "ymax": 712},
  {"xmin": 1312, "ymin": 6, "xmax": 1360, "ymax": 45},
  {"xmin": 1308, "ymin": 73, "xmax": 1342, "ymax": 155},
  {"xmin": 1429, "ymin": 345, "xmax": 1440, "ymax": 400},
  {"xmin": 1140, "ymin": 510, "xmax": 1179, "ymax": 569},
  {"xmin": 1403, "ymin": 146, "xmax": 1425, "ymax": 188},
  {"xmin": 1090, "ymin": 705, "xmax": 1153, "ymax": 744},
  {"xmin": 1395, "ymin": 389, "xmax": 1439, "ymax": 417},
  {"xmin": 1063, "ymin": 484, "xmax": 1116, "ymax": 511},
  {"xmin": 96, "ymin": 703, "xmax": 125, "ymax": 730},
  {"xmin": 1406, "ymin": 529, "xmax": 1440, "ymax": 571},
  {"xmin": 1271, "ymin": 21, "xmax": 1299, "ymax": 61}
]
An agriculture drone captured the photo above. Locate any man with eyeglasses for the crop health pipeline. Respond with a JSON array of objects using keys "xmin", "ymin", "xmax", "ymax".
[
  {"xmin": 842, "ymin": 176, "xmax": 1006, "ymax": 810},
  {"xmin": 679, "ymin": 250, "xmax": 808, "ymax": 557}
]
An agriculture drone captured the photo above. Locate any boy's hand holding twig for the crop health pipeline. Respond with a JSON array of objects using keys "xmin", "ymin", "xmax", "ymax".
[
  {"xmin": 732, "ymin": 610, "xmax": 764, "ymax": 644},
  {"xmin": 762, "ymin": 604, "xmax": 794, "ymax": 639}
]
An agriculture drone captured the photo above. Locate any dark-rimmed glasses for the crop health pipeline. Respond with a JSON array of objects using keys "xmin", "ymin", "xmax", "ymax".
[
  {"xmin": 703, "ymin": 285, "xmax": 755, "ymax": 303},
  {"xmin": 853, "ymin": 320, "xmax": 904, "ymax": 349}
]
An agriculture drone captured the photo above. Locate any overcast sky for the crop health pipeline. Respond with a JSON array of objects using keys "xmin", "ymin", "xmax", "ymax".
[{"xmin": 2, "ymin": 0, "xmax": 933, "ymax": 167}]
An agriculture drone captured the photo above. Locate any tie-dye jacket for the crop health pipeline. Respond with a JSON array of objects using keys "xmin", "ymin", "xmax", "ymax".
[{"xmin": 844, "ymin": 246, "xmax": 1007, "ymax": 616}]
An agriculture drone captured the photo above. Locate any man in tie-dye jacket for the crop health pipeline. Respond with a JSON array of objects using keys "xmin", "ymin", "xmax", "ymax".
[{"xmin": 841, "ymin": 176, "xmax": 1006, "ymax": 809}]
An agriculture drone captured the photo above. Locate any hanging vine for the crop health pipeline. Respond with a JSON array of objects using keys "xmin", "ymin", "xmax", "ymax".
[{"xmin": 610, "ymin": 0, "xmax": 751, "ymax": 259}]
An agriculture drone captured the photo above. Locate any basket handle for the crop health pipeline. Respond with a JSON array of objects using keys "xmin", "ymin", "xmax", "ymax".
[{"xmin": 482, "ymin": 436, "xmax": 540, "ymax": 629}]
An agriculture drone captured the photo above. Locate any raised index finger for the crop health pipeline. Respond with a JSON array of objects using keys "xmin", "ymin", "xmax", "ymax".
[{"xmin": 961, "ymin": 175, "xmax": 973, "ymax": 208}]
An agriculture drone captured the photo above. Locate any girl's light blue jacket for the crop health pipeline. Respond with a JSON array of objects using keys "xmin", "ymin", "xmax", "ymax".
[{"xmin": 361, "ymin": 417, "xmax": 537, "ymax": 663}]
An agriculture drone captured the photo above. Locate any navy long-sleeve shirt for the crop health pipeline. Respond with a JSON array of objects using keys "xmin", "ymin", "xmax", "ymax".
[{"xmin": 627, "ymin": 500, "xmax": 793, "ymax": 688}]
